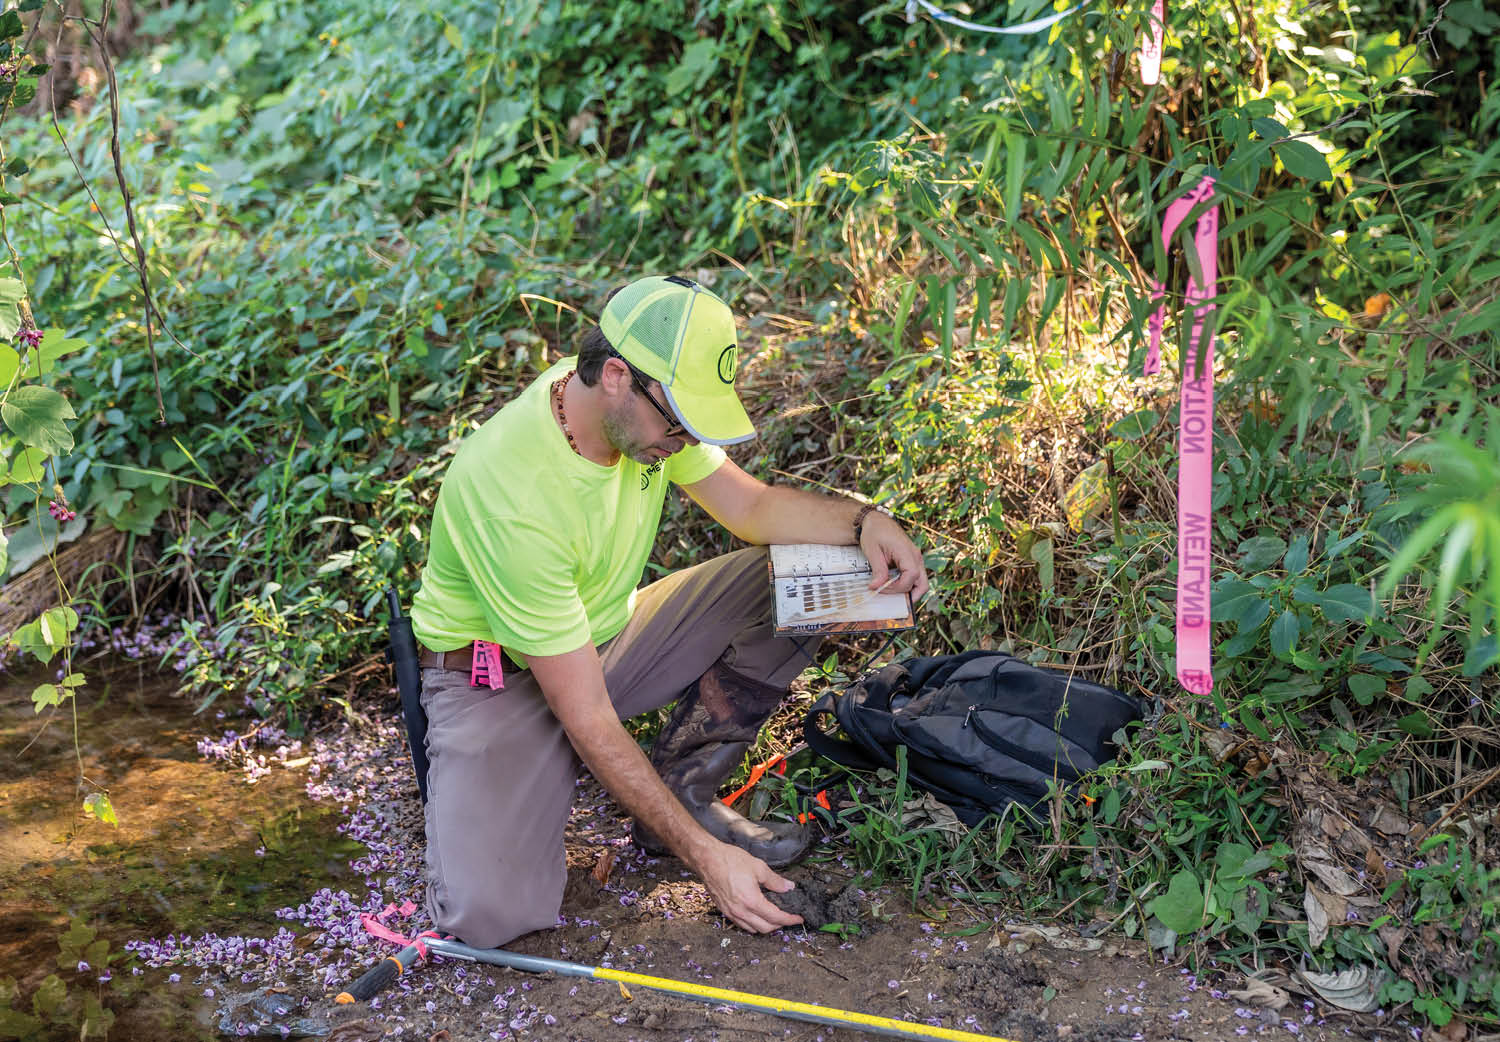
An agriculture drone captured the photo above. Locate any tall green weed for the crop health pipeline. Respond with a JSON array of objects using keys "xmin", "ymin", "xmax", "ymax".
[{"xmin": 733, "ymin": 0, "xmax": 1500, "ymax": 1025}]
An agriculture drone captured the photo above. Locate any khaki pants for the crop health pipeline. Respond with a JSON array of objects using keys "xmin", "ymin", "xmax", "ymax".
[{"xmin": 420, "ymin": 546, "xmax": 815, "ymax": 948}]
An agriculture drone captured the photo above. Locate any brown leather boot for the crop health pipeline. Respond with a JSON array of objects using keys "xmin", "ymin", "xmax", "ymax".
[{"xmin": 632, "ymin": 659, "xmax": 812, "ymax": 868}]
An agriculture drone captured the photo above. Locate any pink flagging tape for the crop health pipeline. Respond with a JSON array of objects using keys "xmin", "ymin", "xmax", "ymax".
[
  {"xmin": 1140, "ymin": 0, "xmax": 1165, "ymax": 86},
  {"xmin": 1147, "ymin": 175, "xmax": 1219, "ymax": 695},
  {"xmin": 359, "ymin": 900, "xmax": 438, "ymax": 957}
]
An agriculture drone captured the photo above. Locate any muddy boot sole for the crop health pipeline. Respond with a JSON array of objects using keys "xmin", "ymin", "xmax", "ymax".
[{"xmin": 632, "ymin": 805, "xmax": 813, "ymax": 869}]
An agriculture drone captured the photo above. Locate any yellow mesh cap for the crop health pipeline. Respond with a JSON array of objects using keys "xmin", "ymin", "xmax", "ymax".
[{"xmin": 599, "ymin": 275, "xmax": 755, "ymax": 446}]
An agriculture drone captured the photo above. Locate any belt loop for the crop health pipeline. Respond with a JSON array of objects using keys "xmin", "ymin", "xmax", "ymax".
[{"xmin": 436, "ymin": 650, "xmax": 445, "ymax": 670}]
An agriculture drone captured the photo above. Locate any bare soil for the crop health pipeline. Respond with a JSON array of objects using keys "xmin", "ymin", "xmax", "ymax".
[
  {"xmin": 299, "ymin": 776, "xmax": 1405, "ymax": 1042},
  {"xmin": 3, "ymin": 666, "xmax": 1422, "ymax": 1041}
]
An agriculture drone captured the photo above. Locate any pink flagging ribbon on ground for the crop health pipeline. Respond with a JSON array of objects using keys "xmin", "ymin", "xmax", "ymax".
[
  {"xmin": 360, "ymin": 899, "xmax": 440, "ymax": 957},
  {"xmin": 1146, "ymin": 175, "xmax": 1220, "ymax": 695},
  {"xmin": 1140, "ymin": 0, "xmax": 1165, "ymax": 86}
]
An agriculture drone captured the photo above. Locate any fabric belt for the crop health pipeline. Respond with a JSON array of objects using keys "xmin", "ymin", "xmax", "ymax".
[{"xmin": 418, "ymin": 642, "xmax": 526, "ymax": 677}]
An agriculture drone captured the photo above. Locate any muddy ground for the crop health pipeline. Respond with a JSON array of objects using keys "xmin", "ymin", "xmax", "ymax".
[{"xmin": 4, "ymin": 667, "xmax": 1427, "ymax": 1041}]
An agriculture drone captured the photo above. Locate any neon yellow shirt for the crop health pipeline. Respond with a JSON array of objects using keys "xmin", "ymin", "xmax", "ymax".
[{"xmin": 411, "ymin": 357, "xmax": 727, "ymax": 660}]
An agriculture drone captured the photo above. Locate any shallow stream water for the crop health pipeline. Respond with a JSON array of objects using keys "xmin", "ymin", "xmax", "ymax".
[{"xmin": 1, "ymin": 662, "xmax": 365, "ymax": 1039}]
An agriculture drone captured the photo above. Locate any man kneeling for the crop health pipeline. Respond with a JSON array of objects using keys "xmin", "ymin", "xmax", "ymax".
[{"xmin": 410, "ymin": 276, "xmax": 927, "ymax": 946}]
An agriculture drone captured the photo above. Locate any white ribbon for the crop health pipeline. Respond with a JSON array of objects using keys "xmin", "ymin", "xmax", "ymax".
[{"xmin": 905, "ymin": 0, "xmax": 1081, "ymax": 36}]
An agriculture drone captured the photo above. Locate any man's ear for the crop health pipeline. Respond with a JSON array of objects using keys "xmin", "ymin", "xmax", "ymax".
[{"xmin": 600, "ymin": 356, "xmax": 634, "ymax": 397}]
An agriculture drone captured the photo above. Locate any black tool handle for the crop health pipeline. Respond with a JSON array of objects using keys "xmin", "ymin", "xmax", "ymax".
[
  {"xmin": 385, "ymin": 587, "xmax": 430, "ymax": 803},
  {"xmin": 335, "ymin": 956, "xmax": 401, "ymax": 1004},
  {"xmin": 337, "ymin": 936, "xmax": 426, "ymax": 1005}
]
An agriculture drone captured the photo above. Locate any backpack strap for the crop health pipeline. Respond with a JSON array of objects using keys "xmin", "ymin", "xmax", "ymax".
[{"xmin": 802, "ymin": 691, "xmax": 888, "ymax": 773}]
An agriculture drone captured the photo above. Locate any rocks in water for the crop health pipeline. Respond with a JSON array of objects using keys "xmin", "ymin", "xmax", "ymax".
[{"xmin": 215, "ymin": 989, "xmax": 334, "ymax": 1038}]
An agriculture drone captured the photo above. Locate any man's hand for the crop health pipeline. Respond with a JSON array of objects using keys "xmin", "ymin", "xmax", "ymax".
[
  {"xmin": 532, "ymin": 646, "xmax": 803, "ymax": 935},
  {"xmin": 860, "ymin": 512, "xmax": 929, "ymax": 601},
  {"xmin": 690, "ymin": 840, "xmax": 804, "ymax": 933}
]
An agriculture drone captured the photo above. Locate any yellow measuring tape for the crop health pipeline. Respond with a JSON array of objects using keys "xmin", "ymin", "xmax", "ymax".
[
  {"xmin": 596, "ymin": 965, "xmax": 1017, "ymax": 1042},
  {"xmin": 342, "ymin": 935, "xmax": 1020, "ymax": 1042}
]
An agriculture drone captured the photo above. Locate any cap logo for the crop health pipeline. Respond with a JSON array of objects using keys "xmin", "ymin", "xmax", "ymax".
[{"xmin": 716, "ymin": 345, "xmax": 737, "ymax": 384}]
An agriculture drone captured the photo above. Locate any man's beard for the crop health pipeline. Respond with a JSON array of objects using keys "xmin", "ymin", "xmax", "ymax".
[{"xmin": 601, "ymin": 409, "xmax": 672, "ymax": 466}]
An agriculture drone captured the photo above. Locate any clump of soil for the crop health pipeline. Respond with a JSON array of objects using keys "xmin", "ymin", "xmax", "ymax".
[{"xmin": 766, "ymin": 875, "xmax": 867, "ymax": 931}]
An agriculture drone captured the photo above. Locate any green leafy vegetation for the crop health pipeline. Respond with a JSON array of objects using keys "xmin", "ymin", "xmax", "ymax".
[{"xmin": 0, "ymin": 0, "xmax": 1496, "ymax": 1030}]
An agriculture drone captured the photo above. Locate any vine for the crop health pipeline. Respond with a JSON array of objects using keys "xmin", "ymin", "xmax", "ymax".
[{"xmin": 1, "ymin": 0, "xmax": 161, "ymax": 830}]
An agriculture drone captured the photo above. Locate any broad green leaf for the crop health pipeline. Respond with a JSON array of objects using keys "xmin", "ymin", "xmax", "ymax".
[
  {"xmin": 1220, "ymin": 631, "xmax": 1260, "ymax": 658},
  {"xmin": 0, "ymin": 1008, "xmax": 42, "ymax": 1037},
  {"xmin": 1251, "ymin": 117, "xmax": 1289, "ymax": 139},
  {"xmin": 39, "ymin": 605, "xmax": 79, "ymax": 648},
  {"xmin": 1147, "ymin": 870, "xmax": 1205, "ymax": 936},
  {"xmin": 83, "ymin": 792, "xmax": 118, "ymax": 826},
  {"xmin": 0, "ymin": 343, "xmax": 17, "ymax": 386},
  {"xmin": 31, "ymin": 328, "xmax": 86, "ymax": 376},
  {"xmin": 1284, "ymin": 533, "xmax": 1310, "ymax": 574},
  {"xmin": 1238, "ymin": 535, "xmax": 1287, "ymax": 571},
  {"xmin": 1275, "ymin": 139, "xmax": 1332, "ymax": 181},
  {"xmin": 0, "ymin": 302, "xmax": 17, "ymax": 340},
  {"xmin": 442, "ymin": 20, "xmax": 462, "ymax": 51},
  {"xmin": 1395, "ymin": 712, "xmax": 1433, "ymax": 738},
  {"xmin": 1270, "ymin": 609, "xmax": 1299, "ymax": 657},
  {"xmin": 1110, "ymin": 408, "xmax": 1159, "ymax": 440},
  {"xmin": 81, "ymin": 994, "xmax": 115, "ymax": 1037},
  {"xmin": 1463, "ymin": 635, "xmax": 1500, "ymax": 676},
  {"xmin": 31, "ymin": 975, "xmax": 65, "ymax": 1018},
  {"xmin": 1230, "ymin": 881, "xmax": 1270, "ymax": 936},
  {"xmin": 1346, "ymin": 673, "xmax": 1385, "ymax": 705},
  {"xmin": 1029, "ymin": 535, "xmax": 1054, "ymax": 592},
  {"xmin": 1213, "ymin": 578, "xmax": 1268, "ymax": 633},
  {"xmin": 0, "ymin": 529, "xmax": 5, "ymax": 575},
  {"xmin": 1, "ymin": 385, "xmax": 76, "ymax": 454},
  {"xmin": 1318, "ymin": 584, "xmax": 1376, "ymax": 623},
  {"xmin": 0, "ymin": 277, "xmax": 23, "ymax": 304},
  {"xmin": 8, "ymin": 446, "xmax": 45, "ymax": 484},
  {"xmin": 31, "ymin": 683, "xmax": 62, "ymax": 711},
  {"xmin": 664, "ymin": 38, "xmax": 719, "ymax": 96}
]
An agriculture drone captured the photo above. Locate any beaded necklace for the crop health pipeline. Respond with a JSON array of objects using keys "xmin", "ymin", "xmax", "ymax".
[{"xmin": 551, "ymin": 370, "xmax": 582, "ymax": 457}]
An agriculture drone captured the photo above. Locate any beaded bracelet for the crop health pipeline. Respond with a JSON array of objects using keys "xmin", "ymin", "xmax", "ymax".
[{"xmin": 852, "ymin": 502, "xmax": 892, "ymax": 544}]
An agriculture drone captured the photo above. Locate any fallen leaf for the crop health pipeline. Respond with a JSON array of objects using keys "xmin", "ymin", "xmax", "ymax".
[
  {"xmin": 1438, "ymin": 1017, "xmax": 1468, "ymax": 1041},
  {"xmin": 1304, "ymin": 859, "xmax": 1362, "ymax": 896},
  {"xmin": 1229, "ymin": 978, "xmax": 1290, "ymax": 1010},
  {"xmin": 618, "ymin": 980, "xmax": 632, "ymax": 1001},
  {"xmin": 1305, "ymin": 886, "xmax": 1330, "ymax": 948},
  {"xmin": 1334, "ymin": 824, "xmax": 1372, "ymax": 856},
  {"xmin": 1003, "ymin": 922, "xmax": 1104, "ymax": 953},
  {"xmin": 1367, "ymin": 805, "xmax": 1409, "ymax": 835},
  {"xmin": 1379, "ymin": 924, "xmax": 1407, "ymax": 965},
  {"xmin": 1365, "ymin": 847, "xmax": 1387, "ymax": 883},
  {"xmin": 1203, "ymin": 730, "xmax": 1237, "ymax": 762},
  {"xmin": 1318, "ymin": 811, "xmax": 1347, "ymax": 840},
  {"xmin": 1296, "ymin": 965, "xmax": 1386, "ymax": 1012},
  {"xmin": 591, "ymin": 849, "xmax": 616, "ymax": 886}
]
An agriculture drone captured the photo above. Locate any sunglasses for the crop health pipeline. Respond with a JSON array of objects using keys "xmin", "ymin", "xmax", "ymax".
[{"xmin": 611, "ymin": 350, "xmax": 687, "ymax": 438}]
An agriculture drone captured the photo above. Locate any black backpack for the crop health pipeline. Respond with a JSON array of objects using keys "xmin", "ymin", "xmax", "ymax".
[{"xmin": 803, "ymin": 651, "xmax": 1145, "ymax": 826}]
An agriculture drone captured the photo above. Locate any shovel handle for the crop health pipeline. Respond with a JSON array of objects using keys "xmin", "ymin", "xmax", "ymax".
[{"xmin": 335, "ymin": 944, "xmax": 420, "ymax": 1004}]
